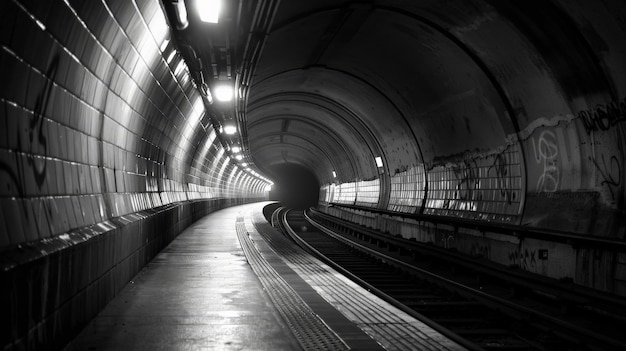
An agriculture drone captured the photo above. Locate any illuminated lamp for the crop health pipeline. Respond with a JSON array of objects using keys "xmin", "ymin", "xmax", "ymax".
[
  {"xmin": 197, "ymin": 0, "xmax": 220, "ymax": 23},
  {"xmin": 223, "ymin": 124, "xmax": 237, "ymax": 135},
  {"xmin": 214, "ymin": 85, "xmax": 233, "ymax": 102},
  {"xmin": 375, "ymin": 156, "xmax": 383, "ymax": 168}
]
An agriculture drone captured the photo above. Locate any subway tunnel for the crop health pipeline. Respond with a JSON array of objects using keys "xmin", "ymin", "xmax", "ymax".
[{"xmin": 1, "ymin": 0, "xmax": 626, "ymax": 349}]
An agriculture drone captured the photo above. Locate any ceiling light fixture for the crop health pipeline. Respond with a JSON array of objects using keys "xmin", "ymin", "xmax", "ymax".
[
  {"xmin": 214, "ymin": 84, "xmax": 233, "ymax": 102},
  {"xmin": 231, "ymin": 146, "xmax": 241, "ymax": 153},
  {"xmin": 223, "ymin": 124, "xmax": 237, "ymax": 135},
  {"xmin": 197, "ymin": 0, "xmax": 220, "ymax": 23},
  {"xmin": 375, "ymin": 156, "xmax": 383, "ymax": 168}
]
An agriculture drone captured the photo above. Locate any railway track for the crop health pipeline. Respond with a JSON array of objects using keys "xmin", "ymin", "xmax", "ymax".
[{"xmin": 278, "ymin": 208, "xmax": 626, "ymax": 351}]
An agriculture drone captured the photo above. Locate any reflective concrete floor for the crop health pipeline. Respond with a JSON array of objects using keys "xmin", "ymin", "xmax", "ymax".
[{"xmin": 64, "ymin": 203, "xmax": 300, "ymax": 351}]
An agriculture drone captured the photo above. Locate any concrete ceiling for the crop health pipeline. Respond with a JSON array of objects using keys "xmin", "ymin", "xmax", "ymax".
[
  {"xmin": 239, "ymin": 0, "xmax": 619, "ymax": 185},
  {"xmin": 162, "ymin": 0, "xmax": 626, "ymax": 225}
]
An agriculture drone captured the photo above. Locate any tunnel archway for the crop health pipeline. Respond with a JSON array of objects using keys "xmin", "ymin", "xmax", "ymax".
[
  {"xmin": 2, "ymin": 0, "xmax": 626, "ymax": 349},
  {"xmin": 269, "ymin": 163, "xmax": 320, "ymax": 209}
]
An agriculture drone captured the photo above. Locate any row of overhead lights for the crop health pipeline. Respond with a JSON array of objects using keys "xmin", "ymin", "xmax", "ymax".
[
  {"xmin": 171, "ymin": 0, "xmax": 235, "ymax": 104},
  {"xmin": 169, "ymin": 0, "xmax": 274, "ymax": 189},
  {"xmin": 171, "ymin": 0, "xmax": 239, "ymax": 150},
  {"xmin": 175, "ymin": 1, "xmax": 386, "ymax": 186},
  {"xmin": 173, "ymin": 2, "xmax": 385, "ymax": 189}
]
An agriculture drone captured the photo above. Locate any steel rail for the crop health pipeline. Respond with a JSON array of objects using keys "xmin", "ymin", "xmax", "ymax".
[
  {"xmin": 279, "ymin": 209, "xmax": 485, "ymax": 351},
  {"xmin": 288, "ymin": 209, "xmax": 626, "ymax": 350}
]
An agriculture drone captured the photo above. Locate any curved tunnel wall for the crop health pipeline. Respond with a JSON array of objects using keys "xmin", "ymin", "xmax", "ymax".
[
  {"xmin": 310, "ymin": 1, "xmax": 626, "ymax": 294},
  {"xmin": 242, "ymin": 1, "xmax": 626, "ymax": 294},
  {"xmin": 1, "ymin": 0, "xmax": 626, "ymax": 348},
  {"xmin": 0, "ymin": 0, "xmax": 268, "ymax": 348}
]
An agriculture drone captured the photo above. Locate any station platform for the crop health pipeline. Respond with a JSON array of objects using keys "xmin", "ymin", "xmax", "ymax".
[{"xmin": 64, "ymin": 202, "xmax": 464, "ymax": 350}]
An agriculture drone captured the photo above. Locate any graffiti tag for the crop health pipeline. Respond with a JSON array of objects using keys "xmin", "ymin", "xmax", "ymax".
[
  {"xmin": 532, "ymin": 130, "xmax": 559, "ymax": 192},
  {"xmin": 488, "ymin": 152, "xmax": 515, "ymax": 204},
  {"xmin": 0, "ymin": 55, "xmax": 58, "ymax": 238},
  {"xmin": 1, "ymin": 56, "xmax": 57, "ymax": 192},
  {"xmin": 591, "ymin": 154, "xmax": 621, "ymax": 202},
  {"xmin": 453, "ymin": 160, "xmax": 481, "ymax": 202},
  {"xmin": 469, "ymin": 242, "xmax": 491, "ymax": 259},
  {"xmin": 508, "ymin": 249, "xmax": 537, "ymax": 270},
  {"xmin": 578, "ymin": 97, "xmax": 626, "ymax": 134}
]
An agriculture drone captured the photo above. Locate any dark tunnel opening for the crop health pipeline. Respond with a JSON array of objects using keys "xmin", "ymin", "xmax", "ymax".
[{"xmin": 268, "ymin": 163, "xmax": 320, "ymax": 209}]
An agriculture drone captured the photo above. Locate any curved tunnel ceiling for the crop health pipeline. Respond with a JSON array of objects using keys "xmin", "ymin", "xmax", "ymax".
[
  {"xmin": 2, "ymin": 2, "xmax": 626, "ymax": 347},
  {"xmin": 247, "ymin": 1, "xmax": 518, "ymax": 186},
  {"xmin": 2, "ymin": 0, "xmax": 623, "ymax": 234},
  {"xmin": 235, "ymin": 0, "xmax": 625, "ymax": 234},
  {"xmin": 0, "ymin": 0, "xmax": 623, "ymax": 242}
]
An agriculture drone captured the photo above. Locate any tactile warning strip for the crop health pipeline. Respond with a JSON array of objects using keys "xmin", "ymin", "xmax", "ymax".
[
  {"xmin": 235, "ymin": 215, "xmax": 349, "ymax": 351},
  {"xmin": 249, "ymin": 211, "xmax": 464, "ymax": 351}
]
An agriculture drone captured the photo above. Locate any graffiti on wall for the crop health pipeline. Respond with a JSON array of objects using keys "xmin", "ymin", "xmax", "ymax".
[
  {"xmin": 576, "ymin": 98, "xmax": 625, "ymax": 206},
  {"xmin": 452, "ymin": 160, "xmax": 481, "ymax": 207},
  {"xmin": 469, "ymin": 241, "xmax": 491, "ymax": 259},
  {"xmin": 28, "ymin": 57, "xmax": 57, "ymax": 187},
  {"xmin": 0, "ymin": 55, "xmax": 58, "ymax": 239},
  {"xmin": 521, "ymin": 110, "xmax": 588, "ymax": 194},
  {"xmin": 425, "ymin": 145, "xmax": 522, "ymax": 222},
  {"xmin": 0, "ymin": 55, "xmax": 58, "ymax": 195},
  {"xmin": 591, "ymin": 154, "xmax": 621, "ymax": 202},
  {"xmin": 508, "ymin": 248, "xmax": 538, "ymax": 271},
  {"xmin": 578, "ymin": 97, "xmax": 626, "ymax": 134},
  {"xmin": 440, "ymin": 231, "xmax": 455, "ymax": 249},
  {"xmin": 532, "ymin": 130, "xmax": 560, "ymax": 192},
  {"xmin": 488, "ymin": 150, "xmax": 515, "ymax": 204}
]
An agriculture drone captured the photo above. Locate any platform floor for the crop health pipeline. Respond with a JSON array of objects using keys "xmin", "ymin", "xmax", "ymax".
[{"xmin": 65, "ymin": 202, "xmax": 464, "ymax": 350}]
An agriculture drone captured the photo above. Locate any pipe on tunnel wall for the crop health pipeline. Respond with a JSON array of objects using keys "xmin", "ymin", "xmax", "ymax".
[{"xmin": 0, "ymin": 0, "xmax": 268, "ymax": 348}]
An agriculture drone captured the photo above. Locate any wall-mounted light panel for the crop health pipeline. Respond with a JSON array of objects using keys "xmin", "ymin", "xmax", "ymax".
[
  {"xmin": 375, "ymin": 156, "xmax": 383, "ymax": 168},
  {"xmin": 197, "ymin": 0, "xmax": 220, "ymax": 23}
]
